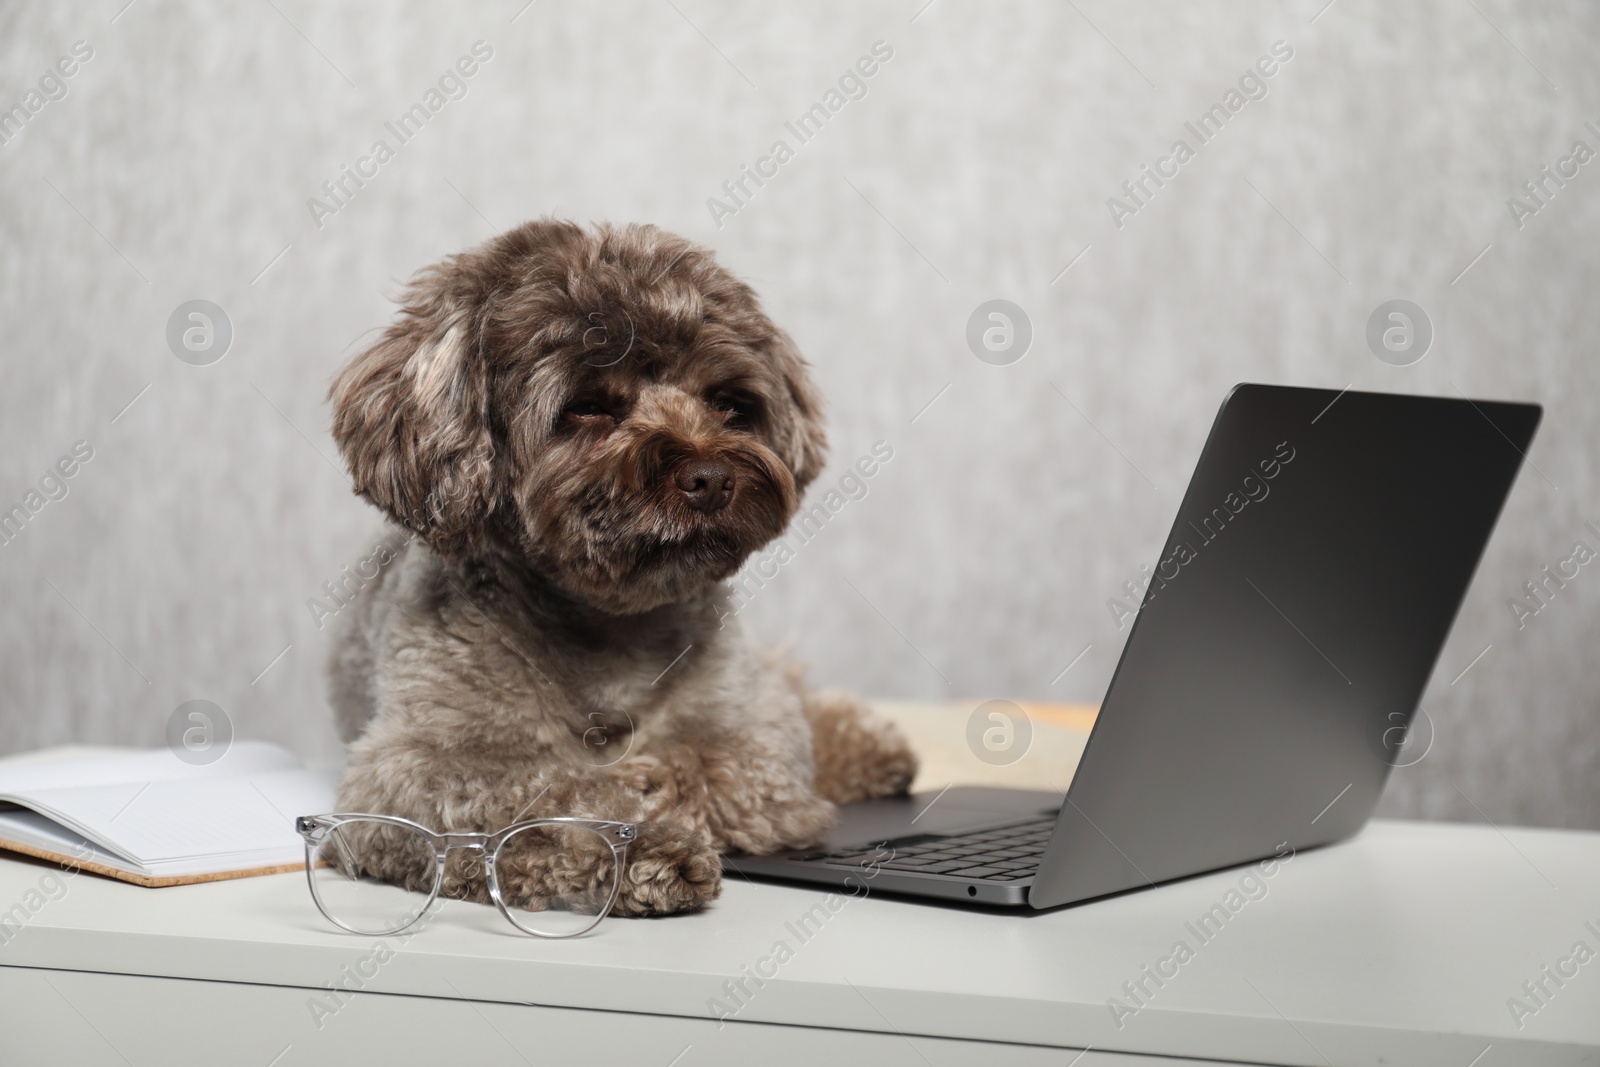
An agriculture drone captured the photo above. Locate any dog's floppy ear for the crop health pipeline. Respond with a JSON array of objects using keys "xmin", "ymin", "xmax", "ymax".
[
  {"xmin": 764, "ymin": 329, "xmax": 828, "ymax": 492},
  {"xmin": 330, "ymin": 265, "xmax": 497, "ymax": 557}
]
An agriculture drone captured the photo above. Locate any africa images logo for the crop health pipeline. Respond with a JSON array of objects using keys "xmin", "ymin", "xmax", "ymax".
[
  {"xmin": 306, "ymin": 41, "xmax": 494, "ymax": 229},
  {"xmin": 1106, "ymin": 441, "xmax": 1296, "ymax": 629},
  {"xmin": 706, "ymin": 40, "xmax": 895, "ymax": 228},
  {"xmin": 1106, "ymin": 40, "xmax": 1294, "ymax": 230}
]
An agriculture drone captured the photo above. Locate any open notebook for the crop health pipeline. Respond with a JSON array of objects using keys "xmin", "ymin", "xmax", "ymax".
[{"xmin": 0, "ymin": 742, "xmax": 339, "ymax": 887}]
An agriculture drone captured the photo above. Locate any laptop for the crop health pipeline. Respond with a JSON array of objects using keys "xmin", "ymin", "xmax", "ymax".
[{"xmin": 727, "ymin": 384, "xmax": 1542, "ymax": 908}]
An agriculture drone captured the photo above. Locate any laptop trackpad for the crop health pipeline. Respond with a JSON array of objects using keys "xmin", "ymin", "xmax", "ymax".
[{"xmin": 821, "ymin": 787, "xmax": 1061, "ymax": 851}]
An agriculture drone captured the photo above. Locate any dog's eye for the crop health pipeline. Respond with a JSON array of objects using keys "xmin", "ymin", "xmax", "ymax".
[
  {"xmin": 563, "ymin": 398, "xmax": 616, "ymax": 424},
  {"xmin": 708, "ymin": 392, "xmax": 757, "ymax": 427}
]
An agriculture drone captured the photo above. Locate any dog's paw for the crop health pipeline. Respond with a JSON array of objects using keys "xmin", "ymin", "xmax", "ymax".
[
  {"xmin": 857, "ymin": 728, "xmax": 918, "ymax": 800},
  {"xmin": 714, "ymin": 788, "xmax": 836, "ymax": 856},
  {"xmin": 611, "ymin": 821, "xmax": 722, "ymax": 917},
  {"xmin": 805, "ymin": 689, "xmax": 920, "ymax": 804}
]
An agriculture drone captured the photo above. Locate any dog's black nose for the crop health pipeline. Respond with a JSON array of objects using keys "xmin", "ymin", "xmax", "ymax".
[{"xmin": 676, "ymin": 460, "xmax": 734, "ymax": 513}]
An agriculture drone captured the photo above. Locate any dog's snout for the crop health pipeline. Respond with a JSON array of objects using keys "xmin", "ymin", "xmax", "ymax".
[{"xmin": 675, "ymin": 459, "xmax": 735, "ymax": 513}]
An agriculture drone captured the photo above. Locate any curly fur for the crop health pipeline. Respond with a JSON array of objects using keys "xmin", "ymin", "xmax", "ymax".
[{"xmin": 326, "ymin": 221, "xmax": 916, "ymax": 918}]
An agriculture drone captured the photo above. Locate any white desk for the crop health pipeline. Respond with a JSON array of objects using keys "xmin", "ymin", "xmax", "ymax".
[{"xmin": 1, "ymin": 819, "xmax": 1597, "ymax": 1066}]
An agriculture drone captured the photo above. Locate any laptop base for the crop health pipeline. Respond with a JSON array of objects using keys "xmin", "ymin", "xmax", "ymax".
[{"xmin": 725, "ymin": 787, "xmax": 1060, "ymax": 907}]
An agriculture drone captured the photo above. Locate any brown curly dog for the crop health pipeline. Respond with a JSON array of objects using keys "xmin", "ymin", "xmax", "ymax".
[{"xmin": 324, "ymin": 220, "xmax": 916, "ymax": 917}]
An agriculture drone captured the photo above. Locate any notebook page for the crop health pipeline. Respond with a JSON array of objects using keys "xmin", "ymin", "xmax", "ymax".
[
  {"xmin": 15, "ymin": 768, "xmax": 339, "ymax": 869},
  {"xmin": 0, "ymin": 808, "xmax": 137, "ymax": 870}
]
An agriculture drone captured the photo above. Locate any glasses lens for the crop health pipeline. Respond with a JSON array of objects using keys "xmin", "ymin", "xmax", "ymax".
[
  {"xmin": 493, "ymin": 823, "xmax": 620, "ymax": 937},
  {"xmin": 309, "ymin": 819, "xmax": 438, "ymax": 935}
]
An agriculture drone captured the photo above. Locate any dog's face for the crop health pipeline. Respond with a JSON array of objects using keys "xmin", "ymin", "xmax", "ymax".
[{"xmin": 330, "ymin": 221, "xmax": 827, "ymax": 613}]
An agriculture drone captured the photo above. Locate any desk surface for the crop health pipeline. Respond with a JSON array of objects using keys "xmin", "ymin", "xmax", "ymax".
[{"xmin": 2, "ymin": 818, "xmax": 1597, "ymax": 1066}]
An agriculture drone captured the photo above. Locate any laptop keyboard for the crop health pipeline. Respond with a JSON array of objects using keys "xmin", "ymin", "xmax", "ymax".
[{"xmin": 795, "ymin": 816, "xmax": 1056, "ymax": 882}]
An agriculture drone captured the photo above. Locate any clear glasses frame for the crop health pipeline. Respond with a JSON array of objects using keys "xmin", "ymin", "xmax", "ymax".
[{"xmin": 295, "ymin": 812, "xmax": 637, "ymax": 939}]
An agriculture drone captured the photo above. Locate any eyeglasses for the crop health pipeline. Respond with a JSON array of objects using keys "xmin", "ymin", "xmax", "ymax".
[{"xmin": 295, "ymin": 813, "xmax": 636, "ymax": 939}]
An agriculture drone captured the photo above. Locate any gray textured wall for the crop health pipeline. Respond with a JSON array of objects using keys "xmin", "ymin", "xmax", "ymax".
[{"xmin": 1, "ymin": 1, "xmax": 1595, "ymax": 828}]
